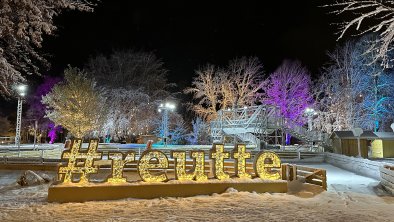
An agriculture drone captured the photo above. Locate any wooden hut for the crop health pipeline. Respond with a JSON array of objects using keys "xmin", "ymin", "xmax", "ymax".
[
  {"xmin": 370, "ymin": 132, "xmax": 394, "ymax": 158},
  {"xmin": 330, "ymin": 131, "xmax": 377, "ymax": 158}
]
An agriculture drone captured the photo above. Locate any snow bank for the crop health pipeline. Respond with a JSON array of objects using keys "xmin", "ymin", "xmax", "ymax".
[
  {"xmin": 380, "ymin": 166, "xmax": 394, "ymax": 195},
  {"xmin": 0, "ymin": 167, "xmax": 393, "ymax": 221},
  {"xmin": 1, "ymin": 182, "xmax": 393, "ymax": 221},
  {"xmin": 325, "ymin": 153, "xmax": 391, "ymax": 180}
]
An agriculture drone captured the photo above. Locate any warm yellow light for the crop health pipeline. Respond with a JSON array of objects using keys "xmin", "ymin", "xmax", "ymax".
[
  {"xmin": 254, "ymin": 151, "xmax": 281, "ymax": 180},
  {"xmin": 58, "ymin": 139, "xmax": 102, "ymax": 183},
  {"xmin": 171, "ymin": 151, "xmax": 208, "ymax": 181},
  {"xmin": 138, "ymin": 150, "xmax": 169, "ymax": 182},
  {"xmin": 232, "ymin": 144, "xmax": 251, "ymax": 179},
  {"xmin": 191, "ymin": 151, "xmax": 209, "ymax": 181},
  {"xmin": 107, "ymin": 151, "xmax": 135, "ymax": 183},
  {"xmin": 210, "ymin": 144, "xmax": 230, "ymax": 180}
]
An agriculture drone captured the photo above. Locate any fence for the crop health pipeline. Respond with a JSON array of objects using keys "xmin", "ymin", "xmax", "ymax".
[
  {"xmin": 0, "ymin": 136, "xmax": 14, "ymax": 145},
  {"xmin": 281, "ymin": 164, "xmax": 327, "ymax": 190}
]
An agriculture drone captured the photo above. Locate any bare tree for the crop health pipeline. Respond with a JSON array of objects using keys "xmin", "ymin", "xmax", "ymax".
[
  {"xmin": 0, "ymin": 115, "xmax": 11, "ymax": 136},
  {"xmin": 223, "ymin": 57, "xmax": 265, "ymax": 108},
  {"xmin": 185, "ymin": 65, "xmax": 222, "ymax": 122},
  {"xmin": 154, "ymin": 112, "xmax": 188, "ymax": 145},
  {"xmin": 315, "ymin": 36, "xmax": 394, "ymax": 133},
  {"xmin": 186, "ymin": 117, "xmax": 210, "ymax": 145},
  {"xmin": 85, "ymin": 50, "xmax": 172, "ymax": 99},
  {"xmin": 186, "ymin": 57, "xmax": 264, "ymax": 122},
  {"xmin": 328, "ymin": 0, "xmax": 394, "ymax": 67},
  {"xmin": 25, "ymin": 76, "xmax": 63, "ymax": 141},
  {"xmin": 102, "ymin": 88, "xmax": 157, "ymax": 139},
  {"xmin": 261, "ymin": 60, "xmax": 313, "ymax": 144},
  {"xmin": 0, "ymin": 0, "xmax": 95, "ymax": 96},
  {"xmin": 314, "ymin": 41, "xmax": 356, "ymax": 133},
  {"xmin": 263, "ymin": 60, "xmax": 313, "ymax": 124}
]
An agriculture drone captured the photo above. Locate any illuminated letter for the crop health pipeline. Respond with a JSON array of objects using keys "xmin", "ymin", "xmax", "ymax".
[
  {"xmin": 254, "ymin": 151, "xmax": 281, "ymax": 180},
  {"xmin": 107, "ymin": 151, "xmax": 135, "ymax": 183},
  {"xmin": 210, "ymin": 144, "xmax": 230, "ymax": 180},
  {"xmin": 138, "ymin": 150, "xmax": 169, "ymax": 182},
  {"xmin": 171, "ymin": 151, "xmax": 208, "ymax": 181},
  {"xmin": 232, "ymin": 144, "xmax": 251, "ymax": 179},
  {"xmin": 58, "ymin": 139, "xmax": 102, "ymax": 183}
]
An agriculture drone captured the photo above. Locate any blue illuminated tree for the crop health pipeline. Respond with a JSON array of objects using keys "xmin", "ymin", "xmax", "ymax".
[
  {"xmin": 315, "ymin": 35, "xmax": 394, "ymax": 133},
  {"xmin": 352, "ymin": 35, "xmax": 394, "ymax": 131},
  {"xmin": 186, "ymin": 117, "xmax": 210, "ymax": 145},
  {"xmin": 154, "ymin": 112, "xmax": 188, "ymax": 145}
]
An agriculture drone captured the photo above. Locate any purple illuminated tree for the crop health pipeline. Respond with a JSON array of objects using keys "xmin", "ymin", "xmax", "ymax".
[
  {"xmin": 47, "ymin": 123, "xmax": 62, "ymax": 144},
  {"xmin": 261, "ymin": 60, "xmax": 313, "ymax": 144},
  {"xmin": 26, "ymin": 76, "xmax": 62, "ymax": 143}
]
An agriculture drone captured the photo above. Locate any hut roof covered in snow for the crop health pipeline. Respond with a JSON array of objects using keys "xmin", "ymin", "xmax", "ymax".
[
  {"xmin": 330, "ymin": 130, "xmax": 378, "ymax": 139},
  {"xmin": 372, "ymin": 132, "xmax": 394, "ymax": 140}
]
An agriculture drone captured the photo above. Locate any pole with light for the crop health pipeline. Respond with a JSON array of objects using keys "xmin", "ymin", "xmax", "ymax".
[
  {"xmin": 14, "ymin": 84, "xmax": 27, "ymax": 156},
  {"xmin": 158, "ymin": 102, "xmax": 175, "ymax": 147},
  {"xmin": 352, "ymin": 128, "xmax": 363, "ymax": 158},
  {"xmin": 304, "ymin": 108, "xmax": 317, "ymax": 131}
]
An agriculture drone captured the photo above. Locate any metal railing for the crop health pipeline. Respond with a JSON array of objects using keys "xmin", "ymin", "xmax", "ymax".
[
  {"xmin": 210, "ymin": 105, "xmax": 328, "ymax": 147},
  {"xmin": 0, "ymin": 136, "xmax": 15, "ymax": 145}
]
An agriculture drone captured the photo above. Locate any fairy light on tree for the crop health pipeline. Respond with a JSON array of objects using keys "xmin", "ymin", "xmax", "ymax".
[{"xmin": 305, "ymin": 108, "xmax": 317, "ymax": 131}]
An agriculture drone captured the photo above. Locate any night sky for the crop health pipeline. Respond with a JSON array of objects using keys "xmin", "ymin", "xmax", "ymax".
[
  {"xmin": 42, "ymin": 1, "xmax": 340, "ymax": 82},
  {"xmin": 2, "ymin": 0, "xmax": 344, "ymax": 115}
]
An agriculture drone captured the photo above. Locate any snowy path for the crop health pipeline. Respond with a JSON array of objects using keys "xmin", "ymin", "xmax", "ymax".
[
  {"xmin": 0, "ymin": 164, "xmax": 393, "ymax": 221},
  {"xmin": 304, "ymin": 163, "xmax": 379, "ymax": 194}
]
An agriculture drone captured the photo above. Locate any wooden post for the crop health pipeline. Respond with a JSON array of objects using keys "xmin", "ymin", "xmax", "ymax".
[
  {"xmin": 292, "ymin": 165, "xmax": 297, "ymax": 181},
  {"xmin": 288, "ymin": 165, "xmax": 293, "ymax": 181},
  {"xmin": 281, "ymin": 164, "xmax": 288, "ymax": 180},
  {"xmin": 322, "ymin": 169, "xmax": 327, "ymax": 190}
]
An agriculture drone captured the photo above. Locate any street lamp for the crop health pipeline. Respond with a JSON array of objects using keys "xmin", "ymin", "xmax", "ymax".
[
  {"xmin": 158, "ymin": 102, "xmax": 175, "ymax": 147},
  {"xmin": 304, "ymin": 108, "xmax": 317, "ymax": 131},
  {"xmin": 14, "ymin": 84, "xmax": 27, "ymax": 156}
]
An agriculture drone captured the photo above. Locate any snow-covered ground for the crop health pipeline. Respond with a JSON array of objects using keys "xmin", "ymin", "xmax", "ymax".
[{"xmin": 0, "ymin": 164, "xmax": 393, "ymax": 221}]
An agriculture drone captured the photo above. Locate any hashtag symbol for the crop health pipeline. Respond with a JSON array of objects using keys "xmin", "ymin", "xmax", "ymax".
[{"xmin": 58, "ymin": 139, "xmax": 102, "ymax": 183}]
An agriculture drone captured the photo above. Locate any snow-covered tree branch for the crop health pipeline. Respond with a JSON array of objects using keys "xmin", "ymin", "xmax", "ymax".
[
  {"xmin": 315, "ymin": 35, "xmax": 394, "ymax": 133},
  {"xmin": 85, "ymin": 50, "xmax": 172, "ymax": 99},
  {"xmin": 328, "ymin": 0, "xmax": 394, "ymax": 67},
  {"xmin": 0, "ymin": 0, "xmax": 95, "ymax": 96},
  {"xmin": 185, "ymin": 57, "xmax": 264, "ymax": 122},
  {"xmin": 261, "ymin": 60, "xmax": 313, "ymax": 144}
]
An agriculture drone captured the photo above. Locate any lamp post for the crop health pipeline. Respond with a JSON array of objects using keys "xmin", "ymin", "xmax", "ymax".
[
  {"xmin": 158, "ymin": 102, "xmax": 175, "ymax": 147},
  {"xmin": 14, "ymin": 84, "xmax": 27, "ymax": 156},
  {"xmin": 304, "ymin": 108, "xmax": 317, "ymax": 131}
]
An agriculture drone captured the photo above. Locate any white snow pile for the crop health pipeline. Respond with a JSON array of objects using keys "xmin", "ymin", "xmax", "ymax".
[
  {"xmin": 0, "ymin": 164, "xmax": 394, "ymax": 221},
  {"xmin": 0, "ymin": 182, "xmax": 393, "ymax": 222},
  {"xmin": 17, "ymin": 170, "xmax": 51, "ymax": 186}
]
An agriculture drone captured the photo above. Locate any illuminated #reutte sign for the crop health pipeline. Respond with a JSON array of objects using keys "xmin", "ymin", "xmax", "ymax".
[{"xmin": 57, "ymin": 139, "xmax": 282, "ymax": 184}]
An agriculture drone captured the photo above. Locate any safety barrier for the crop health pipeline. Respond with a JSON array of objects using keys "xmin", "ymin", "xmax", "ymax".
[{"xmin": 281, "ymin": 164, "xmax": 327, "ymax": 190}]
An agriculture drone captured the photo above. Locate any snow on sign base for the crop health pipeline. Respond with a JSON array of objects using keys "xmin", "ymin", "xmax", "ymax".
[{"xmin": 48, "ymin": 180, "xmax": 288, "ymax": 202}]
